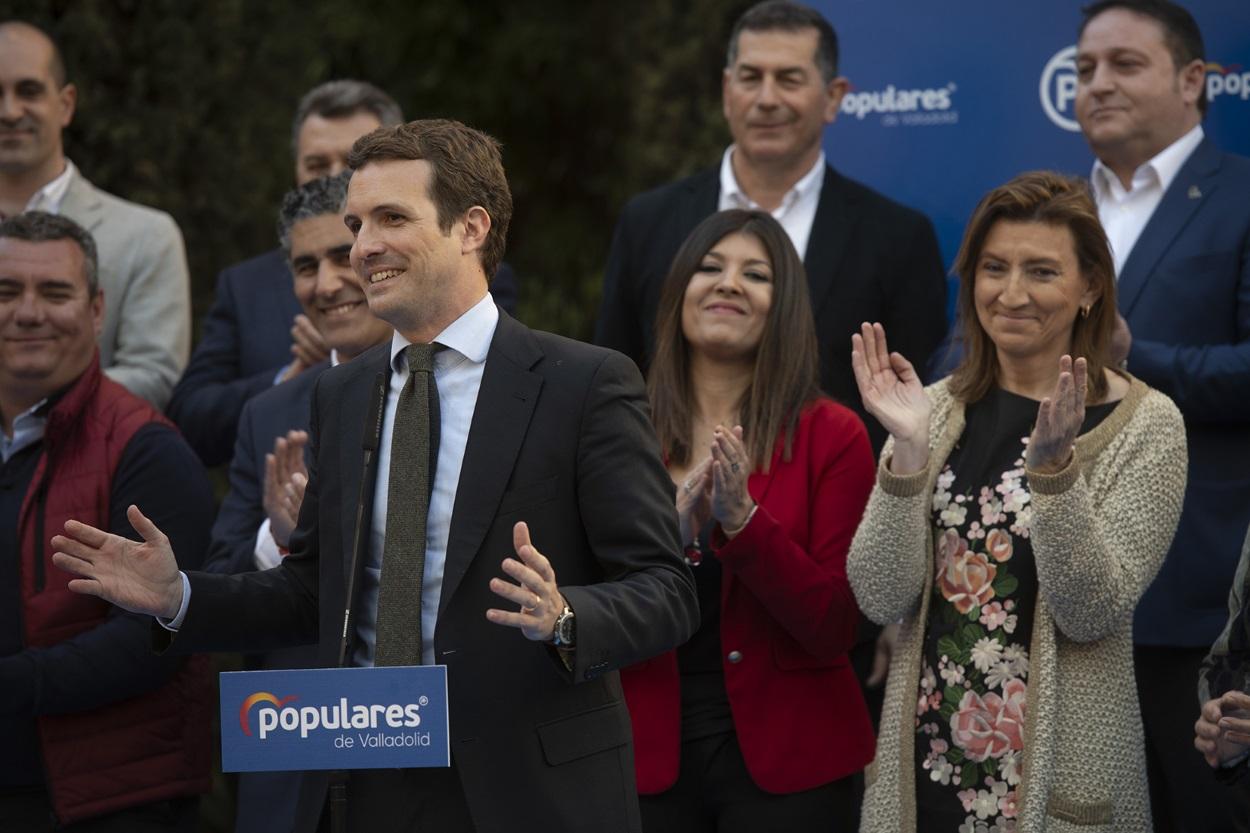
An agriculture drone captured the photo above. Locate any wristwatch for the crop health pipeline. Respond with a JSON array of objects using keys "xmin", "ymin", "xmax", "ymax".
[{"xmin": 552, "ymin": 603, "xmax": 576, "ymax": 649}]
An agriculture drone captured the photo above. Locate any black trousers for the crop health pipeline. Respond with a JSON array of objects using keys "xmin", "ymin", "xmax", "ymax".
[
  {"xmin": 0, "ymin": 788, "xmax": 197, "ymax": 833},
  {"xmin": 639, "ymin": 732, "xmax": 857, "ymax": 833},
  {"xmin": 316, "ymin": 765, "xmax": 475, "ymax": 833},
  {"xmin": 1135, "ymin": 644, "xmax": 1250, "ymax": 833}
]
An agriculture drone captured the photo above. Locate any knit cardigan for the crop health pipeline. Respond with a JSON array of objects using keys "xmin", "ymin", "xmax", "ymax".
[{"xmin": 848, "ymin": 375, "xmax": 1187, "ymax": 833}]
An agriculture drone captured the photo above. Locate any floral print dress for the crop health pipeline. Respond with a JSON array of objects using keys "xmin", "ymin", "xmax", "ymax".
[{"xmin": 914, "ymin": 388, "xmax": 1113, "ymax": 833}]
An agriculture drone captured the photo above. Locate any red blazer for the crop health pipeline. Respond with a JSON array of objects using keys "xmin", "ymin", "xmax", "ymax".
[{"xmin": 622, "ymin": 398, "xmax": 876, "ymax": 794}]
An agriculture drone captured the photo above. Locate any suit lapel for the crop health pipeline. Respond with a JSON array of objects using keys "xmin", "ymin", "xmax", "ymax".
[
  {"xmin": 680, "ymin": 169, "xmax": 720, "ymax": 234},
  {"xmin": 439, "ymin": 314, "xmax": 543, "ymax": 614},
  {"xmin": 803, "ymin": 166, "xmax": 851, "ymax": 316},
  {"xmin": 1117, "ymin": 138, "xmax": 1223, "ymax": 316},
  {"xmin": 57, "ymin": 169, "xmax": 105, "ymax": 233}
]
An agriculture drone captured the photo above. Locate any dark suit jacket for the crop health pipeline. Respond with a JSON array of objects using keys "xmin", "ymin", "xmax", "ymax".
[
  {"xmin": 201, "ymin": 365, "xmax": 325, "ymax": 833},
  {"xmin": 167, "ymin": 250, "xmax": 521, "ymax": 467},
  {"xmin": 164, "ymin": 311, "xmax": 698, "ymax": 833},
  {"xmin": 1122, "ymin": 138, "xmax": 1250, "ymax": 647},
  {"xmin": 594, "ymin": 164, "xmax": 948, "ymax": 454}
]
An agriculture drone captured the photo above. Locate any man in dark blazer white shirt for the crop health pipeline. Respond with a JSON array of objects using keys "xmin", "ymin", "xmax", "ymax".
[
  {"xmin": 1075, "ymin": 2, "xmax": 1250, "ymax": 830},
  {"xmin": 594, "ymin": 0, "xmax": 947, "ymax": 456},
  {"xmin": 53, "ymin": 119, "xmax": 698, "ymax": 833},
  {"xmin": 203, "ymin": 173, "xmax": 394, "ymax": 833},
  {"xmin": 167, "ymin": 81, "xmax": 520, "ymax": 466}
]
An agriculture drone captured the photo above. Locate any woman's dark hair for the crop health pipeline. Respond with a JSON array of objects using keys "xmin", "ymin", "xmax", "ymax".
[
  {"xmin": 648, "ymin": 209, "xmax": 821, "ymax": 472},
  {"xmin": 949, "ymin": 171, "xmax": 1116, "ymax": 403}
]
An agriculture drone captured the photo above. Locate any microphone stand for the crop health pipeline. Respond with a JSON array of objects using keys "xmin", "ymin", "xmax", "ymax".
[{"xmin": 329, "ymin": 373, "xmax": 387, "ymax": 833}]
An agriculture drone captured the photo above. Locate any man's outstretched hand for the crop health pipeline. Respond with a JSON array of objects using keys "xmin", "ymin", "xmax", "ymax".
[{"xmin": 51, "ymin": 504, "xmax": 184, "ymax": 620}]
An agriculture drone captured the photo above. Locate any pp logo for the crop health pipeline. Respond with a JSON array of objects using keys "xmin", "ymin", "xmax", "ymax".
[{"xmin": 1040, "ymin": 45, "xmax": 1081, "ymax": 133}]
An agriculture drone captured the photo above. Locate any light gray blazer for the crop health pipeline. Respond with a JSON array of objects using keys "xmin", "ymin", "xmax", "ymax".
[{"xmin": 59, "ymin": 167, "xmax": 190, "ymax": 408}]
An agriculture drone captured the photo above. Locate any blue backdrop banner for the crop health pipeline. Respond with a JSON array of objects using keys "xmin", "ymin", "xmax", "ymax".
[
  {"xmin": 813, "ymin": 1, "xmax": 1249, "ymax": 304},
  {"xmin": 220, "ymin": 666, "xmax": 450, "ymax": 773}
]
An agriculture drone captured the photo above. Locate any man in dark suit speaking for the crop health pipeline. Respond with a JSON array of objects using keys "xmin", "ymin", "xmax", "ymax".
[{"xmin": 53, "ymin": 119, "xmax": 699, "ymax": 833}]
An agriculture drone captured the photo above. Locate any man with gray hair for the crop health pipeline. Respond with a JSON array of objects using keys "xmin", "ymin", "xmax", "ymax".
[
  {"xmin": 0, "ymin": 211, "xmax": 215, "ymax": 830},
  {"xmin": 202, "ymin": 172, "xmax": 393, "ymax": 833},
  {"xmin": 0, "ymin": 21, "xmax": 192, "ymax": 409}
]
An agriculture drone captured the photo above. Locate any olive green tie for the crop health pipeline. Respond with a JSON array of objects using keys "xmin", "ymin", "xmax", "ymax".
[{"xmin": 373, "ymin": 343, "xmax": 440, "ymax": 667}]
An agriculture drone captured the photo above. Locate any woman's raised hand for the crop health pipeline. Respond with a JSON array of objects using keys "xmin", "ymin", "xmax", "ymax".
[
  {"xmin": 674, "ymin": 456, "xmax": 713, "ymax": 546},
  {"xmin": 851, "ymin": 322, "xmax": 931, "ymax": 473},
  {"xmin": 1026, "ymin": 355, "xmax": 1087, "ymax": 474}
]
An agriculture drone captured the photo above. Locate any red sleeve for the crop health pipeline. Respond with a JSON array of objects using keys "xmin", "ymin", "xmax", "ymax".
[{"xmin": 713, "ymin": 400, "xmax": 875, "ymax": 658}]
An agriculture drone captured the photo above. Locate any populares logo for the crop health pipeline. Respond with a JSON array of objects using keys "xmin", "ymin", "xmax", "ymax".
[
  {"xmin": 238, "ymin": 691, "xmax": 424, "ymax": 740},
  {"xmin": 840, "ymin": 82, "xmax": 958, "ymax": 127},
  {"xmin": 1042, "ymin": 45, "xmax": 1250, "ymax": 131}
]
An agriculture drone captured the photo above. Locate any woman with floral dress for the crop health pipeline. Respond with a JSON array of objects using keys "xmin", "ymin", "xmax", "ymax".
[{"xmin": 846, "ymin": 172, "xmax": 1188, "ymax": 833}]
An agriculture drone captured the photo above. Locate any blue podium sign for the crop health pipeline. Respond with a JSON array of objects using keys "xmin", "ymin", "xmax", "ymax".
[{"xmin": 219, "ymin": 665, "xmax": 450, "ymax": 772}]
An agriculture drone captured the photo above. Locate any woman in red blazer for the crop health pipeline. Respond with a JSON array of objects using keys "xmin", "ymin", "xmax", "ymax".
[{"xmin": 622, "ymin": 209, "xmax": 876, "ymax": 831}]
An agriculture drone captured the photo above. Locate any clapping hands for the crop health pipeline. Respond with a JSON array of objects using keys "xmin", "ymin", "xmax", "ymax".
[
  {"xmin": 676, "ymin": 425, "xmax": 756, "ymax": 544},
  {"xmin": 851, "ymin": 322, "xmax": 930, "ymax": 474},
  {"xmin": 1026, "ymin": 355, "xmax": 1086, "ymax": 474},
  {"xmin": 1195, "ymin": 690, "xmax": 1250, "ymax": 769},
  {"xmin": 263, "ymin": 430, "xmax": 309, "ymax": 549}
]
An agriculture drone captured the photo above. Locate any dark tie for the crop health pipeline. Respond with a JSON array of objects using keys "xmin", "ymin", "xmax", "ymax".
[{"xmin": 373, "ymin": 343, "xmax": 441, "ymax": 667}]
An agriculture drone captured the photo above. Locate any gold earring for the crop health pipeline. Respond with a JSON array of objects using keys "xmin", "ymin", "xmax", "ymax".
[{"xmin": 1080, "ymin": 304, "xmax": 1091, "ymax": 318}]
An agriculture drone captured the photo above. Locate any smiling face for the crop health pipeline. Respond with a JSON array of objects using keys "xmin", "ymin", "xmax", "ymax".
[
  {"xmin": 973, "ymin": 220, "xmax": 1097, "ymax": 369},
  {"xmin": 0, "ymin": 236, "xmax": 102, "ymax": 412},
  {"xmin": 0, "ymin": 24, "xmax": 75, "ymax": 179},
  {"xmin": 344, "ymin": 158, "xmax": 486, "ymax": 341},
  {"xmin": 1075, "ymin": 8, "xmax": 1204, "ymax": 175},
  {"xmin": 681, "ymin": 230, "xmax": 774, "ymax": 363},
  {"xmin": 294, "ymin": 110, "xmax": 382, "ymax": 185},
  {"xmin": 722, "ymin": 27, "xmax": 843, "ymax": 171},
  {"xmin": 288, "ymin": 212, "xmax": 390, "ymax": 362}
]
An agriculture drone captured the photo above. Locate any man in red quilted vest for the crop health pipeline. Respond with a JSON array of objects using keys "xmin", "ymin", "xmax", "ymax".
[{"xmin": 0, "ymin": 211, "xmax": 215, "ymax": 831}]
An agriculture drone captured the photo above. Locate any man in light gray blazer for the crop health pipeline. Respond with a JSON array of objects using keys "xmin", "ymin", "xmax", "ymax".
[{"xmin": 0, "ymin": 21, "xmax": 189, "ymax": 408}]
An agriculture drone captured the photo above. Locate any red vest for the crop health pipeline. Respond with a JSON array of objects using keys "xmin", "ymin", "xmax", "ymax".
[{"xmin": 17, "ymin": 357, "xmax": 211, "ymax": 824}]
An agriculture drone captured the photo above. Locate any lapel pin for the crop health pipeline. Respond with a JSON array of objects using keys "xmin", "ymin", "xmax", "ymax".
[{"xmin": 1187, "ymin": 185, "xmax": 1202, "ymax": 199}]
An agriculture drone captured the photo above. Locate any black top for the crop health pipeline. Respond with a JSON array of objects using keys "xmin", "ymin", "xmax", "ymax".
[
  {"xmin": 0, "ymin": 422, "xmax": 214, "ymax": 788},
  {"xmin": 676, "ymin": 521, "xmax": 736, "ymax": 741},
  {"xmin": 914, "ymin": 388, "xmax": 1114, "ymax": 832}
]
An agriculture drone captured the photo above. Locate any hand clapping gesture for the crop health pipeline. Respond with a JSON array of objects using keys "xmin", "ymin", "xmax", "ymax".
[
  {"xmin": 851, "ymin": 322, "xmax": 931, "ymax": 474},
  {"xmin": 1026, "ymin": 355, "xmax": 1086, "ymax": 474},
  {"xmin": 675, "ymin": 456, "xmax": 713, "ymax": 546},
  {"xmin": 709, "ymin": 425, "xmax": 755, "ymax": 536},
  {"xmin": 1194, "ymin": 690, "xmax": 1250, "ymax": 769},
  {"xmin": 486, "ymin": 522, "xmax": 566, "ymax": 642},
  {"xmin": 263, "ymin": 430, "xmax": 309, "ymax": 549}
]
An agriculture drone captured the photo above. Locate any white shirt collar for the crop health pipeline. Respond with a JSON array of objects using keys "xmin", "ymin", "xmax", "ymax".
[
  {"xmin": 1, "ymin": 397, "xmax": 50, "ymax": 462},
  {"xmin": 718, "ymin": 145, "xmax": 826, "ymax": 213},
  {"xmin": 25, "ymin": 159, "xmax": 77, "ymax": 215},
  {"xmin": 1091, "ymin": 125, "xmax": 1204, "ymax": 201},
  {"xmin": 389, "ymin": 291, "xmax": 499, "ymax": 373}
]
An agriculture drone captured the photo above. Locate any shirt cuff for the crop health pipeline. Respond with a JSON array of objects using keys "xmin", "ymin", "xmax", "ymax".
[
  {"xmin": 273, "ymin": 364, "xmax": 291, "ymax": 386},
  {"xmin": 1223, "ymin": 749, "xmax": 1250, "ymax": 769},
  {"xmin": 156, "ymin": 572, "xmax": 191, "ymax": 631},
  {"xmin": 254, "ymin": 518, "xmax": 283, "ymax": 570}
]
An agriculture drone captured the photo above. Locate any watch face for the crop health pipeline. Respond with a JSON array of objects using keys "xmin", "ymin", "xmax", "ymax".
[{"xmin": 556, "ymin": 611, "xmax": 575, "ymax": 646}]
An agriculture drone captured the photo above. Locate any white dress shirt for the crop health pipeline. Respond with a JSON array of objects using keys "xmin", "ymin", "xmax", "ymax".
[
  {"xmin": 1090, "ymin": 125, "xmax": 1204, "ymax": 275},
  {"xmin": 355, "ymin": 295, "xmax": 497, "ymax": 667},
  {"xmin": 165, "ymin": 295, "xmax": 499, "ymax": 662},
  {"xmin": 1, "ymin": 399, "xmax": 49, "ymax": 462},
  {"xmin": 717, "ymin": 145, "xmax": 825, "ymax": 260},
  {"xmin": 2, "ymin": 160, "xmax": 76, "ymax": 220}
]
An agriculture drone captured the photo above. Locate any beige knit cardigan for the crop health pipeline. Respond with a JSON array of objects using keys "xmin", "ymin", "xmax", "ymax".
[{"xmin": 848, "ymin": 376, "xmax": 1187, "ymax": 833}]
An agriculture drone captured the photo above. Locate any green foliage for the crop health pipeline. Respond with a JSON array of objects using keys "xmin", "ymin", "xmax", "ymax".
[{"xmin": 5, "ymin": 0, "xmax": 753, "ymax": 341}]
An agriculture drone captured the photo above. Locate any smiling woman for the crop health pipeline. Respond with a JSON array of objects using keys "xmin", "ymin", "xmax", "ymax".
[
  {"xmin": 847, "ymin": 171, "xmax": 1188, "ymax": 833},
  {"xmin": 622, "ymin": 209, "xmax": 876, "ymax": 830}
]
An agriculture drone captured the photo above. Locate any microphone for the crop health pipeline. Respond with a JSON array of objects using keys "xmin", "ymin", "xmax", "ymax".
[{"xmin": 338, "ymin": 372, "xmax": 387, "ymax": 668}]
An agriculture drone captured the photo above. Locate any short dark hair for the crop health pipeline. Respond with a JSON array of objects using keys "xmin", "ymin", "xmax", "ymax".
[
  {"xmin": 0, "ymin": 211, "xmax": 98, "ymax": 295},
  {"xmin": 290, "ymin": 80, "xmax": 404, "ymax": 156},
  {"xmin": 648, "ymin": 209, "xmax": 821, "ymax": 473},
  {"xmin": 0, "ymin": 21, "xmax": 68, "ymax": 87},
  {"xmin": 347, "ymin": 119, "xmax": 512, "ymax": 281},
  {"xmin": 949, "ymin": 171, "xmax": 1116, "ymax": 405},
  {"xmin": 277, "ymin": 172, "xmax": 351, "ymax": 255},
  {"xmin": 727, "ymin": 1, "xmax": 839, "ymax": 82},
  {"xmin": 1079, "ymin": 0, "xmax": 1207, "ymax": 113}
]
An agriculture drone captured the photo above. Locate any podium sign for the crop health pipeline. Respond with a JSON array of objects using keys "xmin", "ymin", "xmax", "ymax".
[{"xmin": 219, "ymin": 665, "xmax": 450, "ymax": 772}]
